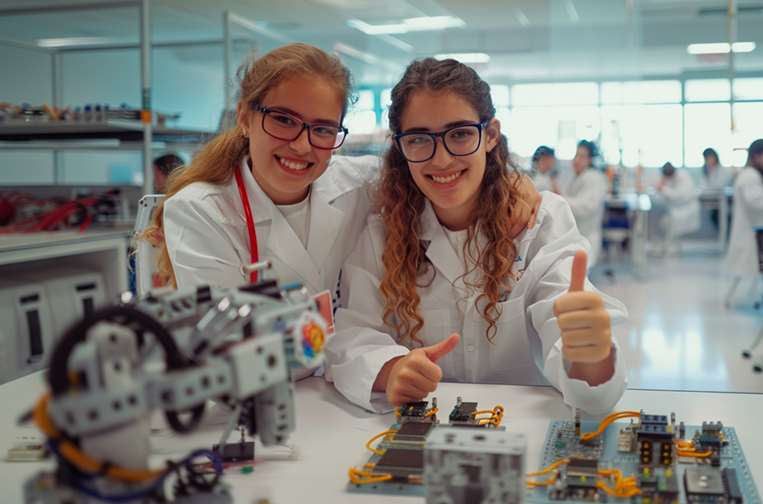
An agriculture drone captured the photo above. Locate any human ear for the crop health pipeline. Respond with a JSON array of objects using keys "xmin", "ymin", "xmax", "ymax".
[
  {"xmin": 236, "ymin": 101, "xmax": 252, "ymax": 137},
  {"xmin": 485, "ymin": 118, "xmax": 501, "ymax": 153}
]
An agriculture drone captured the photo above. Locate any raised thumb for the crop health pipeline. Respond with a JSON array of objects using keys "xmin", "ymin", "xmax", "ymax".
[{"xmin": 423, "ymin": 333, "xmax": 460, "ymax": 363}]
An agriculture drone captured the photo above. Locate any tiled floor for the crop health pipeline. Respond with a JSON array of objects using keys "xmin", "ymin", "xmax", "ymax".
[{"xmin": 594, "ymin": 242, "xmax": 763, "ymax": 394}]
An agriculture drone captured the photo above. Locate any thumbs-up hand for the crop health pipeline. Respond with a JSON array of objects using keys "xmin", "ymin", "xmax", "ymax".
[
  {"xmin": 382, "ymin": 333, "xmax": 460, "ymax": 406},
  {"xmin": 553, "ymin": 251, "xmax": 613, "ymax": 366}
]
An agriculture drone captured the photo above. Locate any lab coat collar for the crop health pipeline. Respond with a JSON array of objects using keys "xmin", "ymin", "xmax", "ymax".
[
  {"xmin": 420, "ymin": 202, "xmax": 464, "ymax": 285},
  {"xmin": 307, "ymin": 174, "xmax": 346, "ymax": 271},
  {"xmin": 238, "ymin": 158, "xmax": 274, "ymax": 225},
  {"xmin": 238, "ymin": 158, "xmax": 320, "ymax": 290}
]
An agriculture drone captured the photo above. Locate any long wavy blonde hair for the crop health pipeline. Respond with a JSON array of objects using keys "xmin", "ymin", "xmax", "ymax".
[
  {"xmin": 379, "ymin": 58, "xmax": 522, "ymax": 345},
  {"xmin": 143, "ymin": 43, "xmax": 352, "ymax": 287}
]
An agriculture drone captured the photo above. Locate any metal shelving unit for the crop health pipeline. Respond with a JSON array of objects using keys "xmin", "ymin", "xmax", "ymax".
[{"xmin": 0, "ymin": 0, "xmax": 216, "ymax": 194}]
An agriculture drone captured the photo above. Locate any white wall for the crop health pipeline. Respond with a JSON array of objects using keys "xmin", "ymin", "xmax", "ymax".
[{"xmin": 1, "ymin": 44, "xmax": 227, "ymax": 186}]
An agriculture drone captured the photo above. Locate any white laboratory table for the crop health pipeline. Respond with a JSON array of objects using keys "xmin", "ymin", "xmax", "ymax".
[{"xmin": 1, "ymin": 373, "xmax": 761, "ymax": 503}]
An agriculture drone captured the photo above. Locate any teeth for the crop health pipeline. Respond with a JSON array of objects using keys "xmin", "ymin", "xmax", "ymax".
[
  {"xmin": 431, "ymin": 172, "xmax": 462, "ymax": 184},
  {"xmin": 279, "ymin": 157, "xmax": 309, "ymax": 171}
]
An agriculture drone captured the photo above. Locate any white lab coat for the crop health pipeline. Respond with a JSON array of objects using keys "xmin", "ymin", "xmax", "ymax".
[
  {"xmin": 532, "ymin": 170, "xmax": 553, "ymax": 192},
  {"xmin": 325, "ymin": 192, "xmax": 627, "ymax": 415},
  {"xmin": 701, "ymin": 165, "xmax": 731, "ymax": 192},
  {"xmin": 163, "ymin": 155, "xmax": 378, "ymax": 299},
  {"xmin": 724, "ymin": 167, "xmax": 763, "ymax": 277},
  {"xmin": 562, "ymin": 169, "xmax": 607, "ymax": 266},
  {"xmin": 660, "ymin": 170, "xmax": 701, "ymax": 237}
]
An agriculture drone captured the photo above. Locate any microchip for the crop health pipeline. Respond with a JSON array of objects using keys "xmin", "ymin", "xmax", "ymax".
[
  {"xmin": 375, "ymin": 448, "xmax": 424, "ymax": 477},
  {"xmin": 567, "ymin": 457, "xmax": 598, "ymax": 476},
  {"xmin": 399, "ymin": 401, "xmax": 429, "ymax": 418},
  {"xmin": 395, "ymin": 421, "xmax": 434, "ymax": 441},
  {"xmin": 684, "ymin": 467, "xmax": 725, "ymax": 498},
  {"xmin": 449, "ymin": 401, "xmax": 478, "ymax": 423}
]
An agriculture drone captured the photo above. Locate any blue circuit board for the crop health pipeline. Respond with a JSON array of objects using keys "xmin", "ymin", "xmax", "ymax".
[{"xmin": 526, "ymin": 419, "xmax": 761, "ymax": 504}]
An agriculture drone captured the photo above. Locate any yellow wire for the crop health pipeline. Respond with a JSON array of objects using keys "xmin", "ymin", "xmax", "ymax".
[
  {"xmin": 424, "ymin": 407, "xmax": 438, "ymax": 417},
  {"xmin": 33, "ymin": 393, "xmax": 165, "ymax": 483},
  {"xmin": 580, "ymin": 411, "xmax": 641, "ymax": 442},
  {"xmin": 348, "ymin": 467, "xmax": 393, "ymax": 485},
  {"xmin": 527, "ymin": 457, "xmax": 570, "ymax": 477},
  {"xmin": 365, "ymin": 429, "xmax": 397, "ymax": 455}
]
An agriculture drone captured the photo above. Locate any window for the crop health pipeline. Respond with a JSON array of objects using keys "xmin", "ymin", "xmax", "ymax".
[
  {"xmin": 511, "ymin": 82, "xmax": 598, "ymax": 106},
  {"xmin": 601, "ymin": 80, "xmax": 681, "ymax": 104},
  {"xmin": 490, "ymin": 85, "xmax": 510, "ymax": 107},
  {"xmin": 505, "ymin": 106, "xmax": 600, "ymax": 159},
  {"xmin": 685, "ymin": 79, "xmax": 731, "ymax": 102},
  {"xmin": 732, "ymin": 102, "xmax": 763, "ymax": 166},
  {"xmin": 684, "ymin": 103, "xmax": 732, "ymax": 167},
  {"xmin": 344, "ymin": 89, "xmax": 376, "ymax": 134},
  {"xmin": 600, "ymin": 105, "xmax": 682, "ymax": 167},
  {"xmin": 733, "ymin": 78, "xmax": 763, "ymax": 100}
]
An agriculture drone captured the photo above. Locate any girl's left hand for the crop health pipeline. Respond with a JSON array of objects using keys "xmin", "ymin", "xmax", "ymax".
[
  {"xmin": 553, "ymin": 250, "xmax": 613, "ymax": 365},
  {"xmin": 509, "ymin": 173, "xmax": 542, "ymax": 238}
]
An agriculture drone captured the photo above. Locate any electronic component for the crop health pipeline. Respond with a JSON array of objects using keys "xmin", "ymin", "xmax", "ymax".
[
  {"xmin": 424, "ymin": 427, "xmax": 526, "ymax": 504},
  {"xmin": 375, "ymin": 448, "xmax": 425, "ymax": 479},
  {"xmin": 399, "ymin": 400, "xmax": 435, "ymax": 420},
  {"xmin": 5, "ymin": 438, "xmax": 47, "ymax": 462},
  {"xmin": 348, "ymin": 398, "xmax": 505, "ymax": 497},
  {"xmin": 449, "ymin": 396, "xmax": 478, "ymax": 424},
  {"xmin": 685, "ymin": 467, "xmax": 725, "ymax": 500},
  {"xmin": 529, "ymin": 411, "xmax": 760, "ymax": 504}
]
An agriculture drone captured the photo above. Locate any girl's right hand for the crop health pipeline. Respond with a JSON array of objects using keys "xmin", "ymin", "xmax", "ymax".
[{"xmin": 379, "ymin": 333, "xmax": 460, "ymax": 406}]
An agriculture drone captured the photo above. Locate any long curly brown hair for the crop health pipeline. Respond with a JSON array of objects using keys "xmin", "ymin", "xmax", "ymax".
[
  {"xmin": 142, "ymin": 43, "xmax": 352, "ymax": 287},
  {"xmin": 379, "ymin": 58, "xmax": 522, "ymax": 345}
]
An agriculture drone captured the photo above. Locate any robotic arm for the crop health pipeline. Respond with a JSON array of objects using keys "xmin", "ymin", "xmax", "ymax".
[{"xmin": 24, "ymin": 269, "xmax": 327, "ymax": 503}]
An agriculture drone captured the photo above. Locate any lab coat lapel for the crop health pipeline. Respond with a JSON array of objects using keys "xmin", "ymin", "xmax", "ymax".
[
  {"xmin": 241, "ymin": 161, "xmax": 320, "ymax": 291},
  {"xmin": 421, "ymin": 203, "xmax": 463, "ymax": 285},
  {"xmin": 307, "ymin": 175, "xmax": 345, "ymax": 273},
  {"xmin": 267, "ymin": 210, "xmax": 321, "ymax": 291}
]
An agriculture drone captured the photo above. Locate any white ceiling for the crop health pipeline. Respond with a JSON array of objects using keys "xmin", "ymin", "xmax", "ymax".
[{"xmin": 0, "ymin": 0, "xmax": 762, "ymax": 84}]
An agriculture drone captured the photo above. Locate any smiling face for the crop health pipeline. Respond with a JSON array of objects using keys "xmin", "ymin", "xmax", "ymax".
[
  {"xmin": 398, "ymin": 90, "xmax": 500, "ymax": 230},
  {"xmin": 237, "ymin": 75, "xmax": 344, "ymax": 205}
]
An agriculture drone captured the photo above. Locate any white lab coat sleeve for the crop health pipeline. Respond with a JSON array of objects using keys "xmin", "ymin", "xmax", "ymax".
[
  {"xmin": 565, "ymin": 174, "xmax": 606, "ymax": 221},
  {"xmin": 525, "ymin": 199, "xmax": 628, "ymax": 414},
  {"xmin": 739, "ymin": 176, "xmax": 763, "ymax": 212},
  {"xmin": 324, "ymin": 220, "xmax": 410, "ymax": 413},
  {"xmin": 163, "ymin": 192, "xmax": 246, "ymax": 289}
]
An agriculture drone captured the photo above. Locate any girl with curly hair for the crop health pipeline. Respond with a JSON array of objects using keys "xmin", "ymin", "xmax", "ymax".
[{"xmin": 326, "ymin": 58, "xmax": 628, "ymax": 414}]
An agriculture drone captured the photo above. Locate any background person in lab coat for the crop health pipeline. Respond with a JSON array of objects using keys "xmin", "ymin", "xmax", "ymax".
[
  {"xmin": 531, "ymin": 145, "xmax": 557, "ymax": 192},
  {"xmin": 325, "ymin": 58, "xmax": 627, "ymax": 415},
  {"xmin": 701, "ymin": 147, "xmax": 731, "ymax": 231},
  {"xmin": 144, "ymin": 43, "xmax": 541, "ymax": 302},
  {"xmin": 554, "ymin": 140, "xmax": 607, "ymax": 266},
  {"xmin": 724, "ymin": 139, "xmax": 763, "ymax": 293},
  {"xmin": 655, "ymin": 162, "xmax": 700, "ymax": 253}
]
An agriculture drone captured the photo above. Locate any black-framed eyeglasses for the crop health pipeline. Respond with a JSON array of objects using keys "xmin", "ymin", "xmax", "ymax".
[
  {"xmin": 394, "ymin": 121, "xmax": 488, "ymax": 163},
  {"xmin": 252, "ymin": 103, "xmax": 348, "ymax": 150}
]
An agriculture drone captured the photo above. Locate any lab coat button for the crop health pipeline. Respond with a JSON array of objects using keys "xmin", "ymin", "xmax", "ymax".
[{"xmin": 466, "ymin": 344, "xmax": 475, "ymax": 352}]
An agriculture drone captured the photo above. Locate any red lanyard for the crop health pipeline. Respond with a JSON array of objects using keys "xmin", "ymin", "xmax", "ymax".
[{"xmin": 234, "ymin": 167, "xmax": 259, "ymax": 283}]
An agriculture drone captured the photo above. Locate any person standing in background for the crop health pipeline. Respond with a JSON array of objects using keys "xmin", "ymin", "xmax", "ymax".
[
  {"xmin": 554, "ymin": 140, "xmax": 607, "ymax": 266},
  {"xmin": 724, "ymin": 139, "xmax": 763, "ymax": 298},
  {"xmin": 530, "ymin": 145, "xmax": 557, "ymax": 192},
  {"xmin": 153, "ymin": 153, "xmax": 184, "ymax": 193}
]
